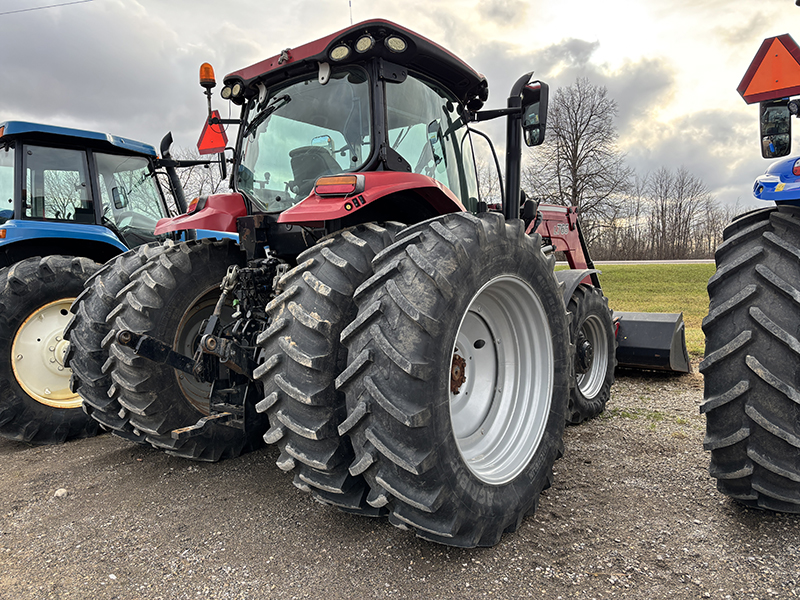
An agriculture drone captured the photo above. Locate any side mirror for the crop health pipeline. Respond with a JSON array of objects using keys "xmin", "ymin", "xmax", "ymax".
[
  {"xmin": 760, "ymin": 100, "xmax": 791, "ymax": 158},
  {"xmin": 521, "ymin": 81, "xmax": 549, "ymax": 147}
]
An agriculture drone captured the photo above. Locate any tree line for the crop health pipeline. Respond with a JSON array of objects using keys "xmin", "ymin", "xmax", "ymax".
[{"xmin": 511, "ymin": 78, "xmax": 739, "ymax": 260}]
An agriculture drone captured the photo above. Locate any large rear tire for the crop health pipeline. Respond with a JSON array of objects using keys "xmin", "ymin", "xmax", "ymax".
[
  {"xmin": 65, "ymin": 242, "xmax": 171, "ymax": 442},
  {"xmin": 566, "ymin": 285, "xmax": 615, "ymax": 424},
  {"xmin": 255, "ymin": 223, "xmax": 401, "ymax": 514},
  {"xmin": 701, "ymin": 205, "xmax": 800, "ymax": 512},
  {"xmin": 337, "ymin": 212, "xmax": 570, "ymax": 547},
  {"xmin": 106, "ymin": 238, "xmax": 264, "ymax": 461},
  {"xmin": 0, "ymin": 256, "xmax": 101, "ymax": 444}
]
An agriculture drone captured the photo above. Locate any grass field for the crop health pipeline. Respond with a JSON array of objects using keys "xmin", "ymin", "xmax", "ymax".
[{"xmin": 560, "ymin": 263, "xmax": 716, "ymax": 358}]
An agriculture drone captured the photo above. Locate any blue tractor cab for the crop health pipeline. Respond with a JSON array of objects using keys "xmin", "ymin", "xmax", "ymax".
[
  {"xmin": 0, "ymin": 120, "xmax": 229, "ymax": 445},
  {"xmin": 0, "ymin": 121, "xmax": 173, "ymax": 267}
]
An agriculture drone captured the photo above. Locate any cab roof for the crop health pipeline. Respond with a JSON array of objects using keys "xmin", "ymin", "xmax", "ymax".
[
  {"xmin": 224, "ymin": 19, "xmax": 488, "ymax": 107},
  {"xmin": 0, "ymin": 121, "xmax": 157, "ymax": 157}
]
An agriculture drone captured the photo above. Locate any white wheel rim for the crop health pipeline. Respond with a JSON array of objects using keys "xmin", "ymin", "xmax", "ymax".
[
  {"xmin": 449, "ymin": 275, "xmax": 554, "ymax": 485},
  {"xmin": 576, "ymin": 314, "xmax": 609, "ymax": 399},
  {"xmin": 11, "ymin": 298, "xmax": 81, "ymax": 409}
]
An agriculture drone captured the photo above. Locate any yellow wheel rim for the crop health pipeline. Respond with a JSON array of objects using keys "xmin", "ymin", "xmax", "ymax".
[{"xmin": 11, "ymin": 298, "xmax": 81, "ymax": 409}]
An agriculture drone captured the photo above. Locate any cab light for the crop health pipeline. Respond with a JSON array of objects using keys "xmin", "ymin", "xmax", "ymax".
[
  {"xmin": 0, "ymin": 125, "xmax": 4, "ymax": 139},
  {"xmin": 199, "ymin": 63, "xmax": 216, "ymax": 89},
  {"xmin": 0, "ymin": 229, "xmax": 6, "ymax": 239},
  {"xmin": 356, "ymin": 34, "xmax": 375, "ymax": 53},
  {"xmin": 315, "ymin": 175, "xmax": 361, "ymax": 196},
  {"xmin": 330, "ymin": 45, "xmax": 351, "ymax": 61},
  {"xmin": 221, "ymin": 86, "xmax": 232, "ymax": 100},
  {"xmin": 187, "ymin": 197, "xmax": 200, "ymax": 212},
  {"xmin": 793, "ymin": 159, "xmax": 800, "ymax": 177},
  {"xmin": 385, "ymin": 36, "xmax": 407, "ymax": 53}
]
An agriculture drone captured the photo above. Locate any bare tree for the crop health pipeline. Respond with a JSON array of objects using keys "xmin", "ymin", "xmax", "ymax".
[
  {"xmin": 158, "ymin": 147, "xmax": 227, "ymax": 215},
  {"xmin": 523, "ymin": 77, "xmax": 632, "ymax": 244},
  {"xmin": 475, "ymin": 159, "xmax": 502, "ymax": 208},
  {"xmin": 647, "ymin": 166, "xmax": 711, "ymax": 259}
]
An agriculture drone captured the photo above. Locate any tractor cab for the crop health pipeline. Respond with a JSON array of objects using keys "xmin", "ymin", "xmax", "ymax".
[
  {"xmin": 161, "ymin": 20, "xmax": 547, "ymax": 248},
  {"xmin": 0, "ymin": 121, "xmax": 171, "ymax": 260}
]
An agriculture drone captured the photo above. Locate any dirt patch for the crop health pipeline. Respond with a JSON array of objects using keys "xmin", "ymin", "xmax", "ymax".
[{"xmin": 1, "ymin": 367, "xmax": 798, "ymax": 599}]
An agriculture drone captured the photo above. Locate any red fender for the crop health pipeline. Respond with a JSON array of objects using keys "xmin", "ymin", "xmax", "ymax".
[
  {"xmin": 154, "ymin": 193, "xmax": 247, "ymax": 235},
  {"xmin": 278, "ymin": 172, "xmax": 465, "ymax": 225}
]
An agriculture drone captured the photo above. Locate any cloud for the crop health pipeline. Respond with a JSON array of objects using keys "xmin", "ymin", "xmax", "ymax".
[
  {"xmin": 477, "ymin": 0, "xmax": 529, "ymax": 24},
  {"xmin": 622, "ymin": 108, "xmax": 766, "ymax": 209}
]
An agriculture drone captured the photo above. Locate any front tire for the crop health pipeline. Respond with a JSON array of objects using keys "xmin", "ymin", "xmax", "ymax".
[
  {"xmin": 0, "ymin": 256, "xmax": 101, "ymax": 444},
  {"xmin": 566, "ymin": 285, "xmax": 615, "ymax": 424},
  {"xmin": 701, "ymin": 206, "xmax": 800, "ymax": 512},
  {"xmin": 337, "ymin": 212, "xmax": 570, "ymax": 547}
]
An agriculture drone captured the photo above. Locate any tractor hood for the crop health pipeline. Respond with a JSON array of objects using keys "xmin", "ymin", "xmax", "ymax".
[{"xmin": 753, "ymin": 154, "xmax": 800, "ymax": 202}]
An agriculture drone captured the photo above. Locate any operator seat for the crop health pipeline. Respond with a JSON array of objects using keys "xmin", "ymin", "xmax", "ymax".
[{"xmin": 288, "ymin": 145, "xmax": 341, "ymax": 198}]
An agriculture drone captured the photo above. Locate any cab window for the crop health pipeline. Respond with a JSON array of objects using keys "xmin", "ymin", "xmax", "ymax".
[
  {"xmin": 0, "ymin": 144, "xmax": 13, "ymax": 223},
  {"xmin": 23, "ymin": 145, "xmax": 93, "ymax": 223}
]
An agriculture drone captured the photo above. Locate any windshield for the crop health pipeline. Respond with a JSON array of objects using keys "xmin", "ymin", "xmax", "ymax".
[
  {"xmin": 386, "ymin": 73, "xmax": 478, "ymax": 210},
  {"xmin": 238, "ymin": 66, "xmax": 371, "ymax": 213},
  {"xmin": 95, "ymin": 153, "xmax": 167, "ymax": 247}
]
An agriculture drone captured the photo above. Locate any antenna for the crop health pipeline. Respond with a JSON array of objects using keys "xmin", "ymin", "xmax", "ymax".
[{"xmin": 349, "ymin": 0, "xmax": 353, "ymax": 24}]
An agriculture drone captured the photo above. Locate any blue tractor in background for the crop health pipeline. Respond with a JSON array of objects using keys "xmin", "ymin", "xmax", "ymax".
[
  {"xmin": 701, "ymin": 34, "xmax": 800, "ymax": 515},
  {"xmin": 0, "ymin": 121, "xmax": 201, "ymax": 444}
]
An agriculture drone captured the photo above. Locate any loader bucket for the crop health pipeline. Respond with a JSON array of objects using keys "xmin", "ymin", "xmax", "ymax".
[{"xmin": 613, "ymin": 312, "xmax": 690, "ymax": 373}]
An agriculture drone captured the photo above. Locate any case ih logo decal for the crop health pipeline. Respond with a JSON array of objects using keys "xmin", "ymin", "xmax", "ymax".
[{"xmin": 344, "ymin": 195, "xmax": 369, "ymax": 211}]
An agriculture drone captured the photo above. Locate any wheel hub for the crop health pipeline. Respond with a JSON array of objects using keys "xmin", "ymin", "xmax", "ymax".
[
  {"xmin": 11, "ymin": 298, "xmax": 81, "ymax": 409},
  {"xmin": 450, "ymin": 354, "xmax": 467, "ymax": 394},
  {"xmin": 576, "ymin": 333, "xmax": 594, "ymax": 374}
]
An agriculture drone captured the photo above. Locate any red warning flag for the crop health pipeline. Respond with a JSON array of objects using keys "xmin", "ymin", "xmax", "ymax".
[
  {"xmin": 738, "ymin": 34, "xmax": 800, "ymax": 104},
  {"xmin": 197, "ymin": 110, "xmax": 228, "ymax": 155}
]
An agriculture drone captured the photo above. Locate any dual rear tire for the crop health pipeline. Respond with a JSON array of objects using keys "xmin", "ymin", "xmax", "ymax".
[{"xmin": 336, "ymin": 212, "xmax": 571, "ymax": 546}]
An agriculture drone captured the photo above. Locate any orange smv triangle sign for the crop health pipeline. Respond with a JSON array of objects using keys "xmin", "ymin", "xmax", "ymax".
[
  {"xmin": 738, "ymin": 34, "xmax": 800, "ymax": 104},
  {"xmin": 197, "ymin": 110, "xmax": 228, "ymax": 155}
]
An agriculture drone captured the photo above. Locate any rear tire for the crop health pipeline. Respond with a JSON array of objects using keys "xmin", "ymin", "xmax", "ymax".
[
  {"xmin": 566, "ymin": 285, "xmax": 615, "ymax": 424},
  {"xmin": 65, "ymin": 242, "xmax": 171, "ymax": 443},
  {"xmin": 337, "ymin": 212, "xmax": 570, "ymax": 547},
  {"xmin": 701, "ymin": 205, "xmax": 800, "ymax": 512},
  {"xmin": 255, "ymin": 223, "xmax": 401, "ymax": 513},
  {"xmin": 0, "ymin": 256, "xmax": 101, "ymax": 444},
  {"xmin": 106, "ymin": 238, "xmax": 263, "ymax": 461}
]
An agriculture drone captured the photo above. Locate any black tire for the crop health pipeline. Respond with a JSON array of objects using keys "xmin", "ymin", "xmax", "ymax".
[
  {"xmin": 566, "ymin": 285, "xmax": 615, "ymax": 424},
  {"xmin": 337, "ymin": 212, "xmax": 570, "ymax": 547},
  {"xmin": 64, "ymin": 242, "xmax": 171, "ymax": 443},
  {"xmin": 255, "ymin": 223, "xmax": 401, "ymax": 514},
  {"xmin": 0, "ymin": 256, "xmax": 101, "ymax": 444},
  {"xmin": 106, "ymin": 238, "xmax": 264, "ymax": 461},
  {"xmin": 701, "ymin": 205, "xmax": 800, "ymax": 512}
]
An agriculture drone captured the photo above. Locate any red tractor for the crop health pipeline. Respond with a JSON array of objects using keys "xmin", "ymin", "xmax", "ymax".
[{"xmin": 67, "ymin": 20, "xmax": 686, "ymax": 546}]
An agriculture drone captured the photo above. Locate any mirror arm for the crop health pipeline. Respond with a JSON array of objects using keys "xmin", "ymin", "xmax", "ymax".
[
  {"xmin": 208, "ymin": 116, "xmax": 242, "ymax": 126},
  {"xmin": 473, "ymin": 107, "xmax": 522, "ymax": 122}
]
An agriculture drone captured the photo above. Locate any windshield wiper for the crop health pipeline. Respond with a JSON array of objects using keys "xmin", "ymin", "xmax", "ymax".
[{"xmin": 245, "ymin": 94, "xmax": 291, "ymax": 137}]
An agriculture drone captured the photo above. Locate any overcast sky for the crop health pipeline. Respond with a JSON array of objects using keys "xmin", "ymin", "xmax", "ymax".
[{"xmin": 2, "ymin": 0, "xmax": 799, "ymax": 210}]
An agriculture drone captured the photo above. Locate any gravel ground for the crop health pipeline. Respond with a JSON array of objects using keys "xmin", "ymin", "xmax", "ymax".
[{"xmin": 1, "ymin": 364, "xmax": 798, "ymax": 599}]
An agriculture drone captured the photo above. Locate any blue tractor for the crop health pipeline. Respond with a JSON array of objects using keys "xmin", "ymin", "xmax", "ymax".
[
  {"xmin": 701, "ymin": 34, "xmax": 800, "ymax": 514},
  {"xmin": 0, "ymin": 121, "xmax": 198, "ymax": 444}
]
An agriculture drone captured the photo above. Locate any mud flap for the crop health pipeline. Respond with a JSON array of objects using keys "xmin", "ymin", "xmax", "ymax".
[{"xmin": 613, "ymin": 312, "xmax": 690, "ymax": 373}]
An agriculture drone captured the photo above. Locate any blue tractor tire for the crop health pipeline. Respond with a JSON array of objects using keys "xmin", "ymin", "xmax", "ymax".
[{"xmin": 0, "ymin": 255, "xmax": 102, "ymax": 444}]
